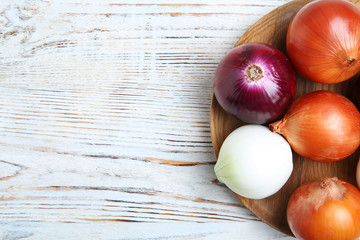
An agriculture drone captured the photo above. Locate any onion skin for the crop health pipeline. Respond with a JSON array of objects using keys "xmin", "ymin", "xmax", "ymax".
[
  {"xmin": 269, "ymin": 90, "xmax": 360, "ymax": 163},
  {"xmin": 287, "ymin": 177, "xmax": 360, "ymax": 240},
  {"xmin": 214, "ymin": 125, "xmax": 293, "ymax": 199},
  {"xmin": 214, "ymin": 42, "xmax": 296, "ymax": 124},
  {"xmin": 287, "ymin": 0, "xmax": 360, "ymax": 84},
  {"xmin": 357, "ymin": 157, "xmax": 360, "ymax": 189}
]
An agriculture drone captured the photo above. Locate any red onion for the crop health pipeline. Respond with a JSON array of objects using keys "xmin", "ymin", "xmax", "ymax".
[{"xmin": 214, "ymin": 42, "xmax": 296, "ymax": 124}]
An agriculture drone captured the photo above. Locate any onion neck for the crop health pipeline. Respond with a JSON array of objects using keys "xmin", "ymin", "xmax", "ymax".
[
  {"xmin": 269, "ymin": 119, "xmax": 286, "ymax": 134},
  {"xmin": 313, "ymin": 177, "xmax": 346, "ymax": 210},
  {"xmin": 245, "ymin": 64, "xmax": 263, "ymax": 82}
]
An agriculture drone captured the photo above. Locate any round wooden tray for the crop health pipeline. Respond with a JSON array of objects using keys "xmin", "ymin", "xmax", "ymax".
[{"xmin": 210, "ymin": 0, "xmax": 360, "ymax": 236}]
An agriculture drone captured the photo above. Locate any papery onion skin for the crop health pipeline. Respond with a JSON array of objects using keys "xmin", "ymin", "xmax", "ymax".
[
  {"xmin": 214, "ymin": 42, "xmax": 296, "ymax": 124},
  {"xmin": 357, "ymin": 157, "xmax": 360, "ymax": 189},
  {"xmin": 287, "ymin": 177, "xmax": 360, "ymax": 240},
  {"xmin": 214, "ymin": 125, "xmax": 293, "ymax": 199},
  {"xmin": 269, "ymin": 90, "xmax": 360, "ymax": 163},
  {"xmin": 287, "ymin": 0, "xmax": 360, "ymax": 84}
]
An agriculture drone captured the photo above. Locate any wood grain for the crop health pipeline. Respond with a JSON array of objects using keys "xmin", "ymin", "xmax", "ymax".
[
  {"xmin": 210, "ymin": 0, "xmax": 360, "ymax": 236},
  {"xmin": 0, "ymin": 0, "xmax": 296, "ymax": 239}
]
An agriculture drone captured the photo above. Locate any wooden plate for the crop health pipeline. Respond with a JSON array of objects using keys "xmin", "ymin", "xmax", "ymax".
[{"xmin": 210, "ymin": 0, "xmax": 360, "ymax": 236}]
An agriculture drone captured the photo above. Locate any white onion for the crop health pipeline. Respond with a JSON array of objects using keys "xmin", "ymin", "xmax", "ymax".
[{"xmin": 214, "ymin": 125, "xmax": 293, "ymax": 199}]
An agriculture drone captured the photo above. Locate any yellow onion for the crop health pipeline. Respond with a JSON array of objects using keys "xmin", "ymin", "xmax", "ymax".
[
  {"xmin": 287, "ymin": 0, "xmax": 360, "ymax": 84},
  {"xmin": 269, "ymin": 90, "xmax": 360, "ymax": 162},
  {"xmin": 357, "ymin": 157, "xmax": 360, "ymax": 188},
  {"xmin": 287, "ymin": 177, "xmax": 360, "ymax": 239}
]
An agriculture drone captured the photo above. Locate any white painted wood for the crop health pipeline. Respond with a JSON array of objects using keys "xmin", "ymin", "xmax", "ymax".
[{"xmin": 0, "ymin": 0, "xmax": 296, "ymax": 239}]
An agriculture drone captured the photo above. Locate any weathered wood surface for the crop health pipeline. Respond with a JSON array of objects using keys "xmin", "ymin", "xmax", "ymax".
[{"xmin": 0, "ymin": 0, "xmax": 295, "ymax": 239}]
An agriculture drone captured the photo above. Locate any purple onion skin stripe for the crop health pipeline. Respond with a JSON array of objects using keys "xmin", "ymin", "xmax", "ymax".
[{"xmin": 214, "ymin": 42, "xmax": 297, "ymax": 124}]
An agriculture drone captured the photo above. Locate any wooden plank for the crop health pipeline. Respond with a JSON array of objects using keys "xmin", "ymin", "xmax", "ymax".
[{"xmin": 0, "ymin": 222, "xmax": 295, "ymax": 239}]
